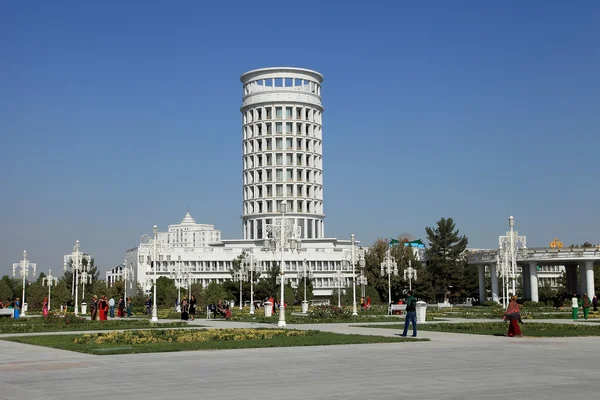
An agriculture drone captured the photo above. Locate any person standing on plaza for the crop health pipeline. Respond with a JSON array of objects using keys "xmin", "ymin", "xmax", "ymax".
[
  {"xmin": 582, "ymin": 293, "xmax": 591, "ymax": 320},
  {"xmin": 14, "ymin": 298, "xmax": 20, "ymax": 319},
  {"xmin": 503, "ymin": 296, "xmax": 522, "ymax": 337},
  {"xmin": 42, "ymin": 297, "xmax": 49, "ymax": 317},
  {"xmin": 126, "ymin": 297, "xmax": 133, "ymax": 317},
  {"xmin": 571, "ymin": 293, "xmax": 579, "ymax": 320},
  {"xmin": 145, "ymin": 297, "xmax": 151, "ymax": 315},
  {"xmin": 108, "ymin": 297, "xmax": 115, "ymax": 318},
  {"xmin": 181, "ymin": 298, "xmax": 189, "ymax": 321},
  {"xmin": 593, "ymin": 295, "xmax": 598, "ymax": 312},
  {"xmin": 99, "ymin": 296, "xmax": 108, "ymax": 320},
  {"xmin": 189, "ymin": 295, "xmax": 197, "ymax": 321},
  {"xmin": 90, "ymin": 296, "xmax": 98, "ymax": 320},
  {"xmin": 118, "ymin": 297, "xmax": 125, "ymax": 317},
  {"xmin": 401, "ymin": 291, "xmax": 417, "ymax": 337}
]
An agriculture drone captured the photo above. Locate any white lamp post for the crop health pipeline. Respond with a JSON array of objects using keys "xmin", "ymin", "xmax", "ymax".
[
  {"xmin": 43, "ymin": 269, "xmax": 58, "ymax": 311},
  {"xmin": 13, "ymin": 250, "xmax": 36, "ymax": 316},
  {"xmin": 233, "ymin": 261, "xmax": 247, "ymax": 310},
  {"xmin": 404, "ymin": 260, "xmax": 417, "ymax": 291},
  {"xmin": 380, "ymin": 245, "xmax": 398, "ymax": 305},
  {"xmin": 498, "ymin": 216, "xmax": 527, "ymax": 308},
  {"xmin": 170, "ymin": 258, "xmax": 185, "ymax": 312},
  {"xmin": 345, "ymin": 234, "xmax": 365, "ymax": 316},
  {"xmin": 151, "ymin": 225, "xmax": 159, "ymax": 322},
  {"xmin": 69, "ymin": 241, "xmax": 84, "ymax": 316},
  {"xmin": 298, "ymin": 258, "xmax": 313, "ymax": 314},
  {"xmin": 80, "ymin": 263, "xmax": 92, "ymax": 305},
  {"xmin": 264, "ymin": 201, "xmax": 302, "ymax": 328},
  {"xmin": 244, "ymin": 253, "xmax": 257, "ymax": 314},
  {"xmin": 334, "ymin": 269, "xmax": 344, "ymax": 308},
  {"xmin": 123, "ymin": 259, "xmax": 134, "ymax": 302}
]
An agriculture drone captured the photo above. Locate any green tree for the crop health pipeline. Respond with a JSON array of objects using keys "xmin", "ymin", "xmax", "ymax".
[
  {"xmin": 0, "ymin": 279, "xmax": 13, "ymax": 304},
  {"xmin": 204, "ymin": 282, "xmax": 231, "ymax": 305},
  {"xmin": 155, "ymin": 276, "xmax": 178, "ymax": 307},
  {"xmin": 425, "ymin": 217, "xmax": 469, "ymax": 303}
]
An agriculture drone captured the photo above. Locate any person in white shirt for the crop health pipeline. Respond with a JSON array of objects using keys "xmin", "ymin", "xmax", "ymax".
[
  {"xmin": 571, "ymin": 294, "xmax": 579, "ymax": 320},
  {"xmin": 108, "ymin": 297, "xmax": 115, "ymax": 318}
]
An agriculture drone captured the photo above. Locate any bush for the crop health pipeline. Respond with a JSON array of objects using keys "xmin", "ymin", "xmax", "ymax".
[
  {"xmin": 523, "ymin": 301, "xmax": 544, "ymax": 308},
  {"xmin": 482, "ymin": 301, "xmax": 499, "ymax": 307}
]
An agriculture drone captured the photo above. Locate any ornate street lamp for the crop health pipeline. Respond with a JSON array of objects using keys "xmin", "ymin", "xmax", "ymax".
[
  {"xmin": 43, "ymin": 269, "xmax": 58, "ymax": 312},
  {"xmin": 243, "ymin": 253, "xmax": 258, "ymax": 314},
  {"xmin": 297, "ymin": 258, "xmax": 313, "ymax": 313},
  {"xmin": 151, "ymin": 225, "xmax": 159, "ymax": 322},
  {"xmin": 233, "ymin": 261, "xmax": 247, "ymax": 310},
  {"xmin": 13, "ymin": 250, "xmax": 36, "ymax": 316},
  {"xmin": 404, "ymin": 260, "xmax": 417, "ymax": 291},
  {"xmin": 333, "ymin": 268, "xmax": 344, "ymax": 308},
  {"xmin": 498, "ymin": 216, "xmax": 527, "ymax": 308},
  {"xmin": 122, "ymin": 259, "xmax": 134, "ymax": 303},
  {"xmin": 264, "ymin": 201, "xmax": 302, "ymax": 328},
  {"xmin": 345, "ymin": 234, "xmax": 365, "ymax": 316},
  {"xmin": 380, "ymin": 246, "xmax": 398, "ymax": 305}
]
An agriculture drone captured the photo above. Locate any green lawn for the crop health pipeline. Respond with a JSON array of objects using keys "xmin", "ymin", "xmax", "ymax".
[
  {"xmin": 3, "ymin": 329, "xmax": 426, "ymax": 355},
  {"xmin": 0, "ymin": 316, "xmax": 188, "ymax": 334},
  {"xmin": 354, "ymin": 322, "xmax": 600, "ymax": 337}
]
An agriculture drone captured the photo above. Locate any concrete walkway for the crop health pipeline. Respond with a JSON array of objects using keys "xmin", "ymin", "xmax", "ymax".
[{"xmin": 2, "ymin": 318, "xmax": 600, "ymax": 399}]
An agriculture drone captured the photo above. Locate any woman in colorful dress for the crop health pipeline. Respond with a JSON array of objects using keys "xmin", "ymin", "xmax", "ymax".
[
  {"xmin": 118, "ymin": 297, "xmax": 125, "ymax": 317},
  {"xmin": 42, "ymin": 297, "xmax": 49, "ymax": 317},
  {"xmin": 180, "ymin": 298, "xmax": 189, "ymax": 321},
  {"xmin": 126, "ymin": 297, "xmax": 133, "ymax": 317},
  {"xmin": 503, "ymin": 296, "xmax": 522, "ymax": 337},
  {"xmin": 99, "ymin": 296, "xmax": 108, "ymax": 321}
]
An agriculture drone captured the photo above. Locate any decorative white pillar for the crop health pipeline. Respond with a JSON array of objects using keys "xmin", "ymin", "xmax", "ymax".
[
  {"xmin": 490, "ymin": 264, "xmax": 499, "ymax": 303},
  {"xmin": 478, "ymin": 265, "xmax": 486, "ymax": 303},
  {"xmin": 585, "ymin": 261, "xmax": 595, "ymax": 297},
  {"xmin": 579, "ymin": 264, "xmax": 587, "ymax": 297},
  {"xmin": 522, "ymin": 264, "xmax": 530, "ymax": 300},
  {"xmin": 528, "ymin": 261, "xmax": 538, "ymax": 302}
]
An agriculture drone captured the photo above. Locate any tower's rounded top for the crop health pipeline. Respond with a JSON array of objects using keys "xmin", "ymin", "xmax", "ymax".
[{"xmin": 241, "ymin": 67, "xmax": 323, "ymax": 84}]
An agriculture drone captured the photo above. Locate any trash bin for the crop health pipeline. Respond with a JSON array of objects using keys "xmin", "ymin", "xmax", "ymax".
[
  {"xmin": 23, "ymin": 303, "xmax": 28, "ymax": 313},
  {"xmin": 301, "ymin": 300, "xmax": 309, "ymax": 314},
  {"xmin": 229, "ymin": 300, "xmax": 235, "ymax": 309},
  {"xmin": 264, "ymin": 301, "xmax": 273, "ymax": 317},
  {"xmin": 81, "ymin": 302, "xmax": 87, "ymax": 315},
  {"xmin": 416, "ymin": 301, "xmax": 427, "ymax": 323}
]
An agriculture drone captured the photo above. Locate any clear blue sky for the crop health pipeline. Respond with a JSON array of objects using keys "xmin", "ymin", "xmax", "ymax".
[{"xmin": 1, "ymin": 1, "xmax": 599, "ymax": 277}]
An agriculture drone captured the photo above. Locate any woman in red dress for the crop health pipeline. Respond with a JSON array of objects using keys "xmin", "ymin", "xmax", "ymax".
[
  {"xmin": 503, "ymin": 296, "xmax": 522, "ymax": 337},
  {"xmin": 99, "ymin": 296, "xmax": 108, "ymax": 320}
]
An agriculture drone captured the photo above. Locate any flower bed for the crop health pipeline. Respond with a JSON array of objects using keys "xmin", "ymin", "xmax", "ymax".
[{"xmin": 73, "ymin": 328, "xmax": 316, "ymax": 345}]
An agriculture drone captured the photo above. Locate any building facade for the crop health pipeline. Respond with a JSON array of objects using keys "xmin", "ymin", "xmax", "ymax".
[
  {"xmin": 126, "ymin": 67, "xmax": 368, "ymax": 299},
  {"xmin": 240, "ymin": 67, "xmax": 325, "ymax": 240}
]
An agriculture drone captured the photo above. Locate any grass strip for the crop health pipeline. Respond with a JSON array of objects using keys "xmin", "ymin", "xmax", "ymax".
[
  {"xmin": 353, "ymin": 322, "xmax": 600, "ymax": 337},
  {"xmin": 3, "ymin": 330, "xmax": 426, "ymax": 355}
]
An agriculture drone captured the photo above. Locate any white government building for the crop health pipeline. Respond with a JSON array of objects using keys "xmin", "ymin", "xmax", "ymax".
[{"xmin": 121, "ymin": 67, "xmax": 365, "ymax": 299}]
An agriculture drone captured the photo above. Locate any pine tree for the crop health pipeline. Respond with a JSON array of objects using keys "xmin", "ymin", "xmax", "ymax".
[{"xmin": 425, "ymin": 218, "xmax": 469, "ymax": 303}]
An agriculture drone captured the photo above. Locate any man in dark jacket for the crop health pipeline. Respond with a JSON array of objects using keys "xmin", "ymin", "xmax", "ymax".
[{"xmin": 401, "ymin": 291, "xmax": 417, "ymax": 337}]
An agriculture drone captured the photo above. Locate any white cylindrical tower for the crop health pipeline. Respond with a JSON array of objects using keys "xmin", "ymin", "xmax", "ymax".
[{"xmin": 240, "ymin": 67, "xmax": 325, "ymax": 240}]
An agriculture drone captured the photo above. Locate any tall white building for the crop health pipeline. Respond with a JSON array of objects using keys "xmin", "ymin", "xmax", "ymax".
[
  {"xmin": 241, "ymin": 68, "xmax": 325, "ymax": 240},
  {"xmin": 128, "ymin": 67, "xmax": 364, "ymax": 299}
]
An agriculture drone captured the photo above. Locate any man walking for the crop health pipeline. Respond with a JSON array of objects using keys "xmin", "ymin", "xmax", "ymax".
[
  {"xmin": 108, "ymin": 297, "xmax": 115, "ymax": 318},
  {"xmin": 401, "ymin": 291, "xmax": 417, "ymax": 338}
]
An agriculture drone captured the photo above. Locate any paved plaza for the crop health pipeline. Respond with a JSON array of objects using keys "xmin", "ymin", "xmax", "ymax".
[{"xmin": 1, "ymin": 320, "xmax": 599, "ymax": 400}]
